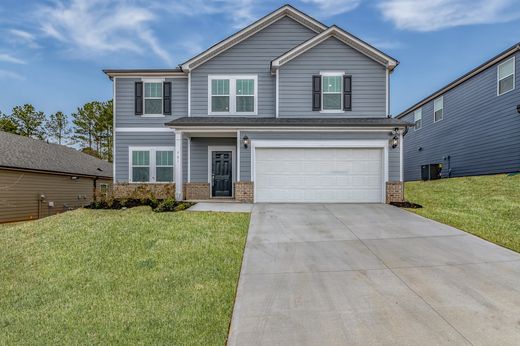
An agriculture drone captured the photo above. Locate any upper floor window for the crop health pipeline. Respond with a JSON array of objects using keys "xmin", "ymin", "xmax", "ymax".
[
  {"xmin": 414, "ymin": 108, "xmax": 422, "ymax": 130},
  {"xmin": 322, "ymin": 75, "xmax": 342, "ymax": 111},
  {"xmin": 130, "ymin": 147, "xmax": 174, "ymax": 183},
  {"xmin": 497, "ymin": 57, "xmax": 515, "ymax": 95},
  {"xmin": 209, "ymin": 75, "xmax": 257, "ymax": 115},
  {"xmin": 144, "ymin": 81, "xmax": 163, "ymax": 115},
  {"xmin": 434, "ymin": 96, "xmax": 443, "ymax": 122}
]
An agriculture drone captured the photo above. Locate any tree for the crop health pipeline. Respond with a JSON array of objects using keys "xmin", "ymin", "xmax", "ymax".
[
  {"xmin": 45, "ymin": 111, "xmax": 71, "ymax": 145},
  {"xmin": 0, "ymin": 112, "xmax": 18, "ymax": 134},
  {"xmin": 10, "ymin": 104, "xmax": 46, "ymax": 139},
  {"xmin": 71, "ymin": 100, "xmax": 113, "ymax": 161}
]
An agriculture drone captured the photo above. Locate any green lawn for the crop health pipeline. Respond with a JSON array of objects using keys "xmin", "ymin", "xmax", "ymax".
[
  {"xmin": 405, "ymin": 174, "xmax": 520, "ymax": 252},
  {"xmin": 0, "ymin": 207, "xmax": 250, "ymax": 345}
]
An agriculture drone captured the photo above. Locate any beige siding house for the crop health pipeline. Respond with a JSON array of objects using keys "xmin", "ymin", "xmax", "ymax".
[{"xmin": 0, "ymin": 132, "xmax": 112, "ymax": 223}]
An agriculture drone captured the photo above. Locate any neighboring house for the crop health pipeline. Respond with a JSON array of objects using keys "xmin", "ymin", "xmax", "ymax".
[
  {"xmin": 397, "ymin": 43, "xmax": 520, "ymax": 181},
  {"xmin": 0, "ymin": 131, "xmax": 112, "ymax": 223},
  {"xmin": 104, "ymin": 5, "xmax": 409, "ymax": 204}
]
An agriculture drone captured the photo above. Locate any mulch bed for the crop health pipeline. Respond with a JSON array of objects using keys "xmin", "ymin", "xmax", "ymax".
[{"xmin": 390, "ymin": 201, "xmax": 423, "ymax": 208}]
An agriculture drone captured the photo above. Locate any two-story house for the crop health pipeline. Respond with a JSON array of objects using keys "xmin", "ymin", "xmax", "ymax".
[
  {"xmin": 398, "ymin": 42, "xmax": 520, "ymax": 181},
  {"xmin": 104, "ymin": 5, "xmax": 408, "ymax": 203}
]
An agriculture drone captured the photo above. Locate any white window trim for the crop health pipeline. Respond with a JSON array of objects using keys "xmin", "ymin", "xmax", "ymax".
[
  {"xmin": 414, "ymin": 108, "xmax": 422, "ymax": 131},
  {"xmin": 208, "ymin": 75, "xmax": 258, "ymax": 115},
  {"xmin": 497, "ymin": 57, "xmax": 515, "ymax": 96},
  {"xmin": 250, "ymin": 140, "xmax": 389, "ymax": 204},
  {"xmin": 320, "ymin": 71, "xmax": 345, "ymax": 113},
  {"xmin": 433, "ymin": 96, "xmax": 443, "ymax": 123},
  {"xmin": 142, "ymin": 78, "xmax": 165, "ymax": 117},
  {"xmin": 207, "ymin": 146, "xmax": 236, "ymax": 198},
  {"xmin": 128, "ymin": 146, "xmax": 175, "ymax": 183}
]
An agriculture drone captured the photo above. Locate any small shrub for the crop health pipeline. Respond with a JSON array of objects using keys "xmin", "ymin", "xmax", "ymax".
[{"xmin": 154, "ymin": 197, "xmax": 177, "ymax": 213}]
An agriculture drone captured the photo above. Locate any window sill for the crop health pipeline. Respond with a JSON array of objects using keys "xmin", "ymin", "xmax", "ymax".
[
  {"xmin": 128, "ymin": 181, "xmax": 175, "ymax": 184},
  {"xmin": 208, "ymin": 112, "xmax": 258, "ymax": 116},
  {"xmin": 319, "ymin": 110, "xmax": 345, "ymax": 114},
  {"xmin": 141, "ymin": 114, "xmax": 166, "ymax": 118}
]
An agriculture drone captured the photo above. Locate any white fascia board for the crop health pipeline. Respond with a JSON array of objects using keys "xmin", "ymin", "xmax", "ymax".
[
  {"xmin": 271, "ymin": 26, "xmax": 398, "ymax": 73},
  {"xmin": 167, "ymin": 126, "xmax": 403, "ymax": 132},
  {"xmin": 181, "ymin": 5, "xmax": 326, "ymax": 72},
  {"xmin": 116, "ymin": 127, "xmax": 175, "ymax": 132}
]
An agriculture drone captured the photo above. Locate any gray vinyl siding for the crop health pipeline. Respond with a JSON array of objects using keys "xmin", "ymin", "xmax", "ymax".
[
  {"xmin": 115, "ymin": 77, "xmax": 188, "ymax": 128},
  {"xmin": 114, "ymin": 131, "xmax": 187, "ymax": 183},
  {"xmin": 190, "ymin": 16, "xmax": 317, "ymax": 117},
  {"xmin": 279, "ymin": 37, "xmax": 387, "ymax": 118},
  {"xmin": 189, "ymin": 138, "xmax": 237, "ymax": 182},
  {"xmin": 402, "ymin": 52, "xmax": 520, "ymax": 181},
  {"xmin": 239, "ymin": 132, "xmax": 400, "ymax": 181}
]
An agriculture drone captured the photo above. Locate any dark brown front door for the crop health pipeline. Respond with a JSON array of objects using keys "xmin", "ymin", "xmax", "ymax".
[{"xmin": 212, "ymin": 151, "xmax": 232, "ymax": 197}]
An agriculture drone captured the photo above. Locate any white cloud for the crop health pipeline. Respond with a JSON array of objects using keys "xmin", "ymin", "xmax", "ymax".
[
  {"xmin": 8, "ymin": 29, "xmax": 40, "ymax": 48},
  {"xmin": 0, "ymin": 53, "xmax": 25, "ymax": 64},
  {"xmin": 378, "ymin": 0, "xmax": 520, "ymax": 32},
  {"xmin": 36, "ymin": 0, "xmax": 173, "ymax": 64},
  {"xmin": 0, "ymin": 69, "xmax": 24, "ymax": 80},
  {"xmin": 302, "ymin": 0, "xmax": 362, "ymax": 17}
]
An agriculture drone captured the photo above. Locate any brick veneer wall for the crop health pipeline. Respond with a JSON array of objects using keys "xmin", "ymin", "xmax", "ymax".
[
  {"xmin": 185, "ymin": 183, "xmax": 210, "ymax": 200},
  {"xmin": 234, "ymin": 182, "xmax": 254, "ymax": 203},
  {"xmin": 113, "ymin": 183, "xmax": 176, "ymax": 200},
  {"xmin": 386, "ymin": 181, "xmax": 404, "ymax": 203}
]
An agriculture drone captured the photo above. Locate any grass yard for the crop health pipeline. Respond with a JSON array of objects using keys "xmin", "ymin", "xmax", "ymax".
[
  {"xmin": 405, "ymin": 174, "xmax": 520, "ymax": 253},
  {"xmin": 0, "ymin": 207, "xmax": 250, "ymax": 345}
]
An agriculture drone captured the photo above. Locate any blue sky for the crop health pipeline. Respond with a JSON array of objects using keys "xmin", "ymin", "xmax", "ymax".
[{"xmin": 1, "ymin": 0, "xmax": 520, "ymax": 117}]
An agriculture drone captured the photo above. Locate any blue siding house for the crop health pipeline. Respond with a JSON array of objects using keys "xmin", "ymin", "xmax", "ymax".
[
  {"xmin": 104, "ymin": 5, "xmax": 409, "ymax": 203},
  {"xmin": 398, "ymin": 43, "xmax": 520, "ymax": 181}
]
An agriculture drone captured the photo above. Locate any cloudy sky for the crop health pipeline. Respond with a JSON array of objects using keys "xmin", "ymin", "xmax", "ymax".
[{"xmin": 1, "ymin": 0, "xmax": 519, "ymax": 116}]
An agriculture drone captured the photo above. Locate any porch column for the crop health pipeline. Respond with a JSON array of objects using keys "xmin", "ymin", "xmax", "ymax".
[{"xmin": 175, "ymin": 130, "xmax": 184, "ymax": 200}]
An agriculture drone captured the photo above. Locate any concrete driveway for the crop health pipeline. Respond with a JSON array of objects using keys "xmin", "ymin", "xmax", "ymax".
[{"xmin": 227, "ymin": 204, "xmax": 520, "ymax": 346}]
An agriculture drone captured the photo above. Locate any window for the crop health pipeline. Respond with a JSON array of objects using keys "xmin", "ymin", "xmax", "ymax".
[
  {"xmin": 322, "ymin": 75, "xmax": 342, "ymax": 111},
  {"xmin": 209, "ymin": 75, "xmax": 257, "ymax": 114},
  {"xmin": 130, "ymin": 147, "xmax": 175, "ymax": 183},
  {"xmin": 414, "ymin": 108, "xmax": 422, "ymax": 130},
  {"xmin": 211, "ymin": 79, "xmax": 230, "ymax": 112},
  {"xmin": 156, "ymin": 150, "xmax": 174, "ymax": 182},
  {"xmin": 434, "ymin": 96, "xmax": 443, "ymax": 122},
  {"xmin": 144, "ymin": 81, "xmax": 163, "ymax": 115},
  {"xmin": 498, "ymin": 57, "xmax": 515, "ymax": 95}
]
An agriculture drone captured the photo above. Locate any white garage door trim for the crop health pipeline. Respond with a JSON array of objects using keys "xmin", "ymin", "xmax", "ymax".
[{"xmin": 251, "ymin": 140, "xmax": 389, "ymax": 203}]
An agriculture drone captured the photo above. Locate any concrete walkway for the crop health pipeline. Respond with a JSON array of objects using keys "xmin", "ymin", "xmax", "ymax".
[
  {"xmin": 227, "ymin": 204, "xmax": 520, "ymax": 345},
  {"xmin": 186, "ymin": 202, "xmax": 253, "ymax": 213}
]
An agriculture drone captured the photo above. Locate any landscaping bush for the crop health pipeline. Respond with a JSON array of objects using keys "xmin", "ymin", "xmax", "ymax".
[{"xmin": 86, "ymin": 197, "xmax": 193, "ymax": 213}]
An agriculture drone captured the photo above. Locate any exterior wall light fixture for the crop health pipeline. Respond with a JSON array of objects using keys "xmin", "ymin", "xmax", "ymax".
[
  {"xmin": 390, "ymin": 128, "xmax": 399, "ymax": 149},
  {"xmin": 243, "ymin": 135, "xmax": 249, "ymax": 149}
]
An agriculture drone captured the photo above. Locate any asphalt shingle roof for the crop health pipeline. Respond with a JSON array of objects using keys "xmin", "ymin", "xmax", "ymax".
[
  {"xmin": 166, "ymin": 117, "xmax": 411, "ymax": 127},
  {"xmin": 0, "ymin": 131, "xmax": 112, "ymax": 178}
]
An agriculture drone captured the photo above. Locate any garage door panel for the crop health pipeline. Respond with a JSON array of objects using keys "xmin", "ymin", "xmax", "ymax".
[{"xmin": 255, "ymin": 148, "xmax": 383, "ymax": 203}]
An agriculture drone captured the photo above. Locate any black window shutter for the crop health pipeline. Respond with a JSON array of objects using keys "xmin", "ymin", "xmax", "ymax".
[
  {"xmin": 163, "ymin": 82, "xmax": 172, "ymax": 115},
  {"xmin": 343, "ymin": 75, "xmax": 352, "ymax": 111},
  {"xmin": 312, "ymin": 75, "xmax": 321, "ymax": 111},
  {"xmin": 135, "ymin": 81, "xmax": 143, "ymax": 115}
]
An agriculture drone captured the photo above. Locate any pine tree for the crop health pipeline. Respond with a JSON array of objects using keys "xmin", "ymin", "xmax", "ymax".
[
  {"xmin": 45, "ymin": 111, "xmax": 71, "ymax": 145},
  {"xmin": 10, "ymin": 104, "xmax": 46, "ymax": 139}
]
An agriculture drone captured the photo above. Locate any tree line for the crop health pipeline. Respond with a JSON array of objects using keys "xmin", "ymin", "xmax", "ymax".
[{"xmin": 0, "ymin": 100, "xmax": 113, "ymax": 162}]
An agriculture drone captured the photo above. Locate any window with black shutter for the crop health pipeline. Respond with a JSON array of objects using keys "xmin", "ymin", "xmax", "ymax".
[
  {"xmin": 343, "ymin": 75, "xmax": 352, "ymax": 111},
  {"xmin": 135, "ymin": 81, "xmax": 143, "ymax": 115},
  {"xmin": 163, "ymin": 82, "xmax": 172, "ymax": 115},
  {"xmin": 312, "ymin": 75, "xmax": 321, "ymax": 111}
]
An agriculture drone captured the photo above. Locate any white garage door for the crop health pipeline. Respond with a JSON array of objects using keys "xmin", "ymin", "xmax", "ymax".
[{"xmin": 255, "ymin": 148, "xmax": 383, "ymax": 203}]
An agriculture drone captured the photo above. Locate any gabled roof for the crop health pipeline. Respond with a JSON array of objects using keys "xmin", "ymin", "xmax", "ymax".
[
  {"xmin": 396, "ymin": 42, "xmax": 520, "ymax": 119},
  {"xmin": 180, "ymin": 4, "xmax": 327, "ymax": 72},
  {"xmin": 271, "ymin": 25, "xmax": 399, "ymax": 73},
  {"xmin": 0, "ymin": 131, "xmax": 112, "ymax": 178}
]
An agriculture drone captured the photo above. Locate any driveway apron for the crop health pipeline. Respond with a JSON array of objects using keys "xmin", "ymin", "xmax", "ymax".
[{"xmin": 227, "ymin": 204, "xmax": 520, "ymax": 346}]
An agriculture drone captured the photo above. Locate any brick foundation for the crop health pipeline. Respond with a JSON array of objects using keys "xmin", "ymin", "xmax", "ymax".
[
  {"xmin": 386, "ymin": 181, "xmax": 404, "ymax": 203},
  {"xmin": 185, "ymin": 183, "xmax": 210, "ymax": 200},
  {"xmin": 234, "ymin": 182, "xmax": 254, "ymax": 203},
  {"xmin": 113, "ymin": 183, "xmax": 175, "ymax": 200}
]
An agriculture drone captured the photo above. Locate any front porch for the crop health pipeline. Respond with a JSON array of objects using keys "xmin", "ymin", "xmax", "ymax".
[{"xmin": 175, "ymin": 130, "xmax": 253, "ymax": 203}]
